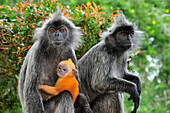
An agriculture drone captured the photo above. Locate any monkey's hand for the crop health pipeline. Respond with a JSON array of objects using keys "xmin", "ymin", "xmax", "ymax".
[
  {"xmin": 124, "ymin": 74, "xmax": 141, "ymax": 97},
  {"xmin": 132, "ymin": 76, "xmax": 141, "ymax": 96},
  {"xmin": 38, "ymin": 85, "xmax": 44, "ymax": 89},
  {"xmin": 127, "ymin": 76, "xmax": 141, "ymax": 102},
  {"xmin": 129, "ymin": 87, "xmax": 140, "ymax": 113}
]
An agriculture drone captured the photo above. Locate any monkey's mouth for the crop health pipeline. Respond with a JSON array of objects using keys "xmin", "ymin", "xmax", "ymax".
[
  {"xmin": 52, "ymin": 41, "xmax": 64, "ymax": 45},
  {"xmin": 123, "ymin": 43, "xmax": 133, "ymax": 48},
  {"xmin": 124, "ymin": 44, "xmax": 132, "ymax": 46},
  {"xmin": 57, "ymin": 72, "xmax": 65, "ymax": 77}
]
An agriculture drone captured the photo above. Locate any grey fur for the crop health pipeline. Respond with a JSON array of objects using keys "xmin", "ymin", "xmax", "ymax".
[
  {"xmin": 18, "ymin": 11, "xmax": 87, "ymax": 113},
  {"xmin": 78, "ymin": 13, "xmax": 142, "ymax": 113}
]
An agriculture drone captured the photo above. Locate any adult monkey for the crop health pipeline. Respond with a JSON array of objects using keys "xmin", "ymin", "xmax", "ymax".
[
  {"xmin": 78, "ymin": 13, "xmax": 142, "ymax": 113},
  {"xmin": 18, "ymin": 10, "xmax": 91, "ymax": 113}
]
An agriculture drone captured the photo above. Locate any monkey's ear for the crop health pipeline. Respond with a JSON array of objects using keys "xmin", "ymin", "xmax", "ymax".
[{"xmin": 72, "ymin": 69, "xmax": 78, "ymax": 76}]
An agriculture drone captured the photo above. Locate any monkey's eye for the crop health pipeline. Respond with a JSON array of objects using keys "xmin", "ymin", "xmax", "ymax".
[
  {"xmin": 59, "ymin": 29, "xmax": 65, "ymax": 33},
  {"xmin": 121, "ymin": 33, "xmax": 125, "ymax": 37},
  {"xmin": 50, "ymin": 28, "xmax": 55, "ymax": 33},
  {"xmin": 63, "ymin": 68, "xmax": 66, "ymax": 71},
  {"xmin": 130, "ymin": 34, "xmax": 133, "ymax": 37}
]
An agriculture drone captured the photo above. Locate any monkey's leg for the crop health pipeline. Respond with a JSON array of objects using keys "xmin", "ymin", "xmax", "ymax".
[
  {"xmin": 90, "ymin": 93, "xmax": 124, "ymax": 113},
  {"xmin": 38, "ymin": 85, "xmax": 59, "ymax": 95},
  {"xmin": 75, "ymin": 93, "xmax": 93, "ymax": 113},
  {"xmin": 43, "ymin": 91, "xmax": 74, "ymax": 113}
]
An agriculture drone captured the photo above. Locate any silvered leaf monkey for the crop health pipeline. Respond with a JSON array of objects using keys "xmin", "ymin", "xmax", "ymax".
[{"xmin": 78, "ymin": 13, "xmax": 142, "ymax": 113}]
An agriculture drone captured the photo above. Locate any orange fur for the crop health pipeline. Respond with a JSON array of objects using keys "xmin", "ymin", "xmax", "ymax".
[{"xmin": 39, "ymin": 59, "xmax": 79, "ymax": 104}]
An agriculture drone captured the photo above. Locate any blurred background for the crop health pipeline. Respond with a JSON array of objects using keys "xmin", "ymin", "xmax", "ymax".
[{"xmin": 0, "ymin": 0, "xmax": 169, "ymax": 113}]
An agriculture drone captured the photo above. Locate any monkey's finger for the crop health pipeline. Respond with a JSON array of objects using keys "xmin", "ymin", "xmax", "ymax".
[
  {"xmin": 132, "ymin": 100, "xmax": 139, "ymax": 113},
  {"xmin": 131, "ymin": 107, "xmax": 137, "ymax": 113},
  {"xmin": 131, "ymin": 104, "xmax": 137, "ymax": 113},
  {"xmin": 131, "ymin": 109, "xmax": 136, "ymax": 113}
]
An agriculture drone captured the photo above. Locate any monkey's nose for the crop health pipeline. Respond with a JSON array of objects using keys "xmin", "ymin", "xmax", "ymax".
[
  {"xmin": 55, "ymin": 34, "xmax": 59, "ymax": 37},
  {"xmin": 59, "ymin": 70, "xmax": 62, "ymax": 73}
]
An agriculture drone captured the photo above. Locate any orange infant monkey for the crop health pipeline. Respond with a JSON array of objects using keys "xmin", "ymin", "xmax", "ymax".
[{"xmin": 38, "ymin": 59, "xmax": 79, "ymax": 104}]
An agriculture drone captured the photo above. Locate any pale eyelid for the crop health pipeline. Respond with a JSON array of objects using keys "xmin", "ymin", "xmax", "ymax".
[{"xmin": 50, "ymin": 28, "xmax": 55, "ymax": 33}]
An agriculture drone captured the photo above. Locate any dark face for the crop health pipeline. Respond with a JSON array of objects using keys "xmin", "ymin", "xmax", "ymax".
[
  {"xmin": 47, "ymin": 25, "xmax": 68, "ymax": 43},
  {"xmin": 116, "ymin": 30, "xmax": 134, "ymax": 49},
  {"xmin": 108, "ymin": 26, "xmax": 134, "ymax": 51},
  {"xmin": 57, "ymin": 64, "xmax": 70, "ymax": 78}
]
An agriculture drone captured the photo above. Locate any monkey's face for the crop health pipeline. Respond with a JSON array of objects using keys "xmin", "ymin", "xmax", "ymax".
[
  {"xmin": 57, "ymin": 64, "xmax": 71, "ymax": 78},
  {"xmin": 109, "ymin": 26, "xmax": 134, "ymax": 51},
  {"xmin": 47, "ymin": 25, "xmax": 68, "ymax": 44},
  {"xmin": 116, "ymin": 31, "xmax": 134, "ymax": 49}
]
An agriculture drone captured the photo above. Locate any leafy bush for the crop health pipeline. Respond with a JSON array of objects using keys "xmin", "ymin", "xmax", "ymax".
[{"xmin": 0, "ymin": 0, "xmax": 169, "ymax": 113}]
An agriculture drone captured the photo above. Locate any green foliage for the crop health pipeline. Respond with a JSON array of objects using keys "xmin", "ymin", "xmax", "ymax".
[{"xmin": 0, "ymin": 0, "xmax": 169, "ymax": 113}]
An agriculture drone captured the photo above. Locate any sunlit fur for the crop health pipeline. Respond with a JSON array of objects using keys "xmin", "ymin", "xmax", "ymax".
[{"xmin": 78, "ymin": 13, "xmax": 142, "ymax": 113}]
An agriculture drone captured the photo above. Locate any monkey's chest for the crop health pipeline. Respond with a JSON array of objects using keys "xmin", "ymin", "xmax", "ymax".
[
  {"xmin": 109, "ymin": 64, "xmax": 124, "ymax": 78},
  {"xmin": 40, "ymin": 58, "xmax": 61, "ymax": 85},
  {"xmin": 41, "ymin": 70, "xmax": 57, "ymax": 85},
  {"xmin": 39, "ymin": 58, "xmax": 63, "ymax": 101}
]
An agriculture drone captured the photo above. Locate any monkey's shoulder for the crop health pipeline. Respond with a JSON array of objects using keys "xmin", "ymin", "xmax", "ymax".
[
  {"xmin": 79, "ymin": 41, "xmax": 105, "ymax": 59},
  {"xmin": 80, "ymin": 41, "xmax": 114, "ymax": 63},
  {"xmin": 23, "ymin": 41, "xmax": 40, "ymax": 60},
  {"xmin": 56, "ymin": 77, "xmax": 78, "ymax": 91}
]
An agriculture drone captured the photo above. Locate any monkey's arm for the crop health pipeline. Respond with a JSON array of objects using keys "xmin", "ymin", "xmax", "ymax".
[
  {"xmin": 93, "ymin": 77, "xmax": 139, "ymax": 113},
  {"xmin": 93, "ymin": 76, "xmax": 139, "ymax": 98},
  {"xmin": 20, "ymin": 69, "xmax": 45, "ymax": 112},
  {"xmin": 106, "ymin": 78, "xmax": 138, "ymax": 94},
  {"xmin": 18, "ymin": 43, "xmax": 46, "ymax": 113},
  {"xmin": 108, "ymin": 78, "xmax": 140, "ymax": 113},
  {"xmin": 123, "ymin": 73, "xmax": 141, "ymax": 113},
  {"xmin": 123, "ymin": 73, "xmax": 141, "ymax": 96},
  {"xmin": 38, "ymin": 85, "xmax": 59, "ymax": 95}
]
